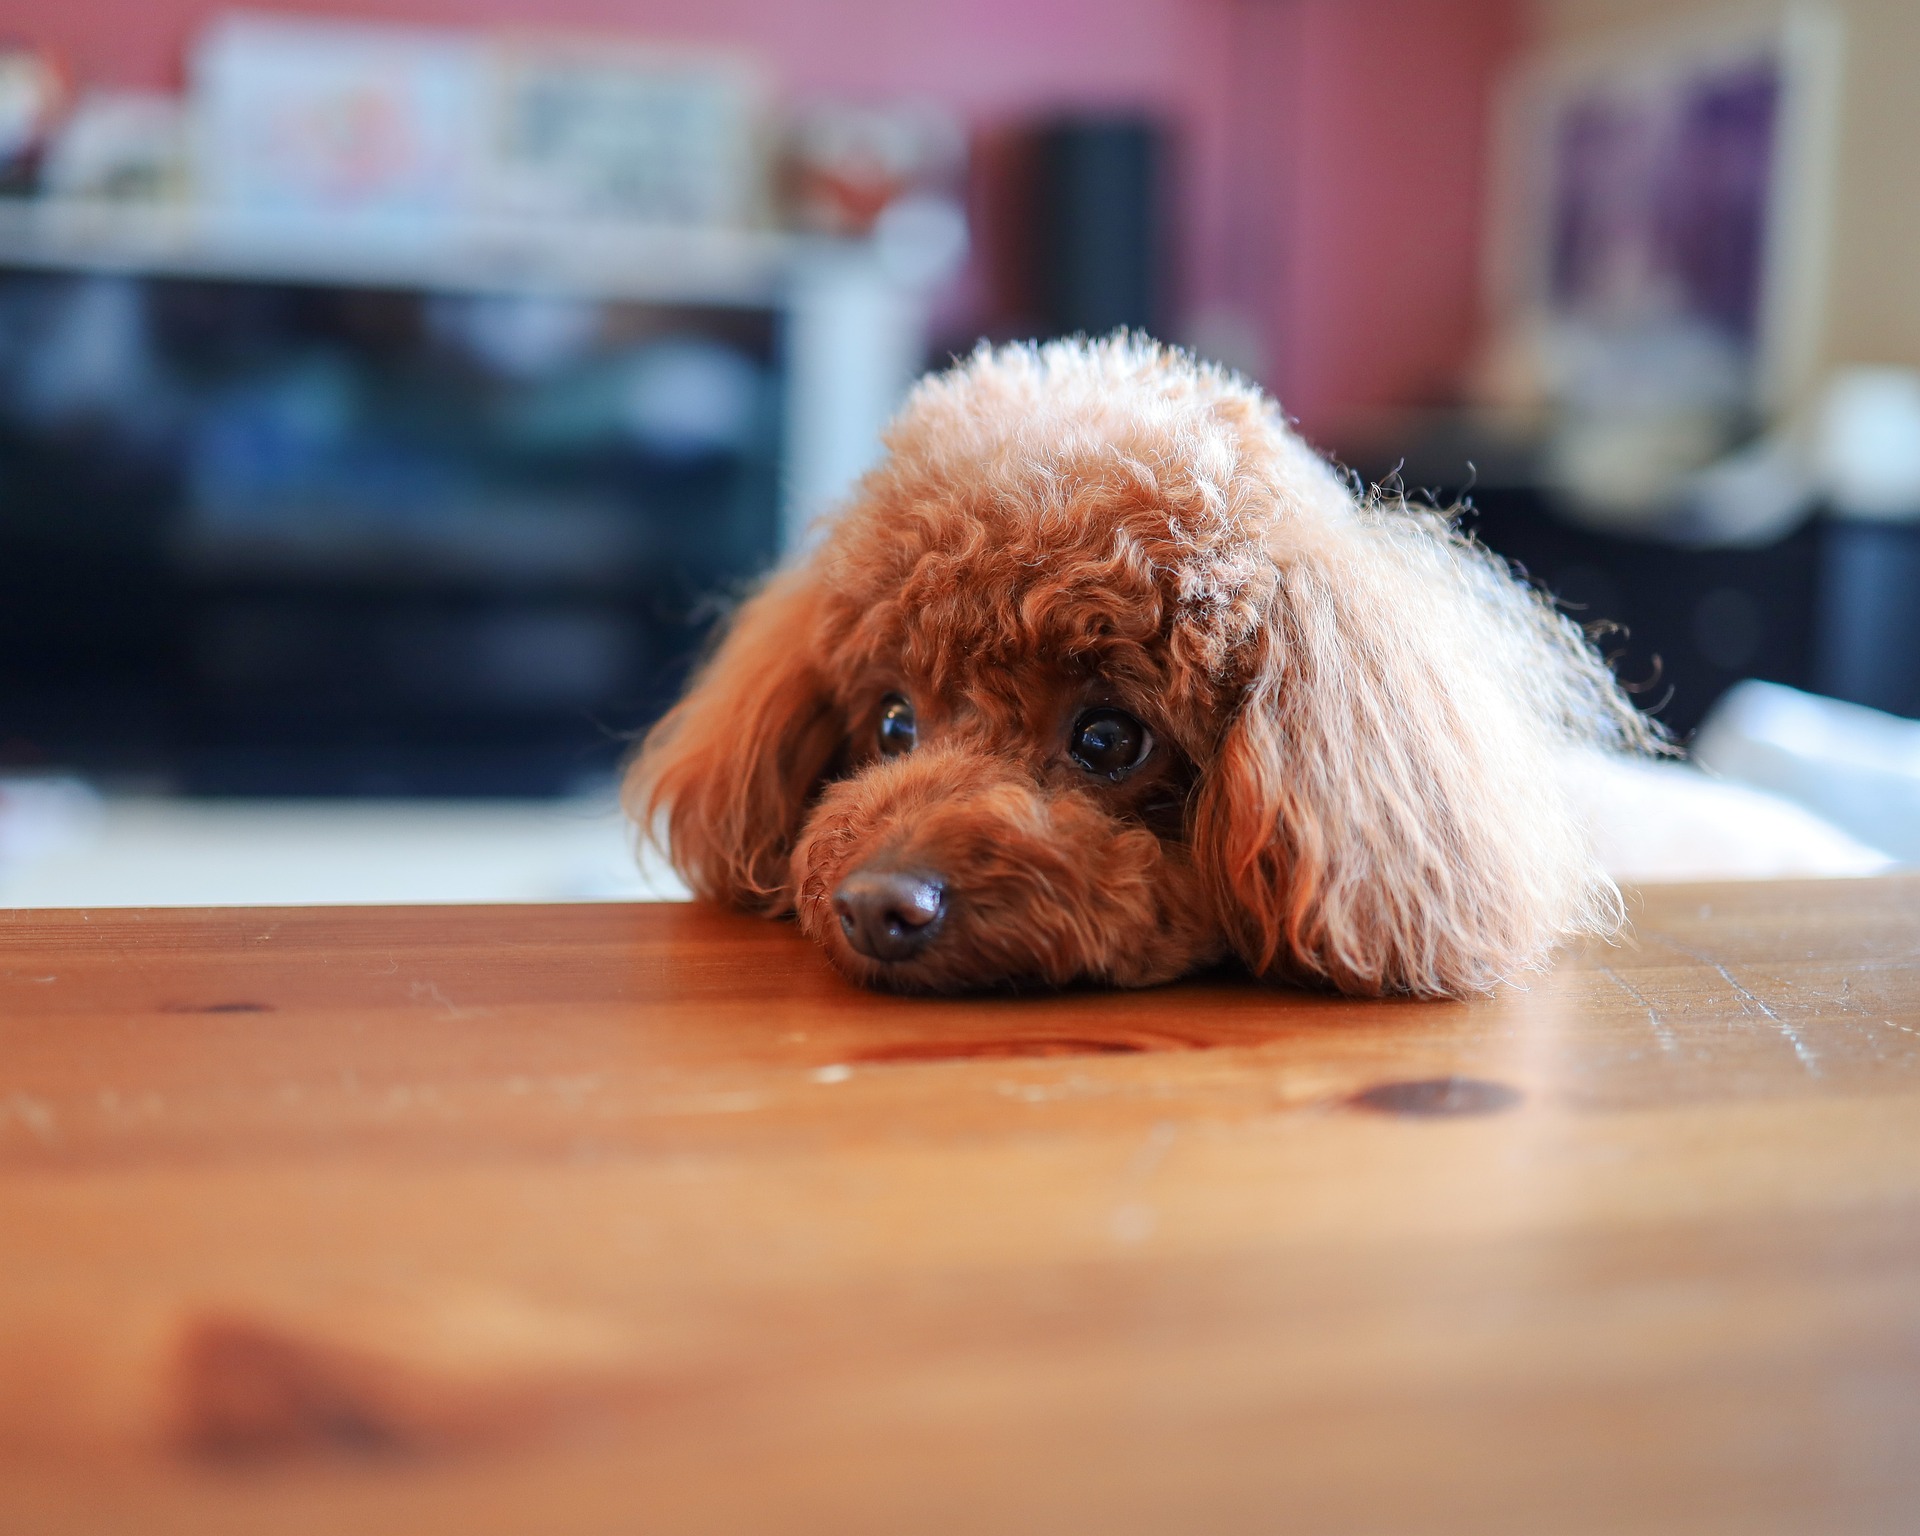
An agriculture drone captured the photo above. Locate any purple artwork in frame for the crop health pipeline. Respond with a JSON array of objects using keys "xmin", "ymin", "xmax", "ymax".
[{"xmin": 1548, "ymin": 53, "xmax": 1781, "ymax": 352}]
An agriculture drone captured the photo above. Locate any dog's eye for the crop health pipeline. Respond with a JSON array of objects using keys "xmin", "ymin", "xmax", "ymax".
[
  {"xmin": 877, "ymin": 694, "xmax": 917, "ymax": 756},
  {"xmin": 1069, "ymin": 708, "xmax": 1151, "ymax": 781}
]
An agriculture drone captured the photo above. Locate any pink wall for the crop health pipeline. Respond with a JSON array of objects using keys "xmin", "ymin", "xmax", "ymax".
[
  {"xmin": 0, "ymin": 0, "xmax": 1521, "ymax": 440},
  {"xmin": 1242, "ymin": 0, "xmax": 1524, "ymax": 436}
]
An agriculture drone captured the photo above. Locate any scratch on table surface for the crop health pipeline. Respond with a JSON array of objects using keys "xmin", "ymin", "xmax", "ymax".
[
  {"xmin": 503, "ymin": 1073, "xmax": 605, "ymax": 1105},
  {"xmin": 1786, "ymin": 978, "xmax": 1920, "ymax": 1049},
  {"xmin": 3, "ymin": 1093, "xmax": 57, "ymax": 1144},
  {"xmin": 994, "ymin": 1072, "xmax": 1116, "ymax": 1104},
  {"xmin": 658, "ymin": 1090, "xmax": 762, "ymax": 1115},
  {"xmin": 1599, "ymin": 965, "xmax": 1678, "ymax": 1054},
  {"xmin": 1650, "ymin": 932, "xmax": 1821, "ymax": 1078},
  {"xmin": 1109, "ymin": 1121, "xmax": 1178, "ymax": 1246},
  {"xmin": 408, "ymin": 979, "xmax": 467, "ymax": 1018},
  {"xmin": 1711, "ymin": 961, "xmax": 1821, "ymax": 1077},
  {"xmin": 93, "ymin": 1087, "xmax": 164, "ymax": 1119},
  {"xmin": 1122, "ymin": 1120, "xmax": 1178, "ymax": 1183},
  {"xmin": 378, "ymin": 1083, "xmax": 450, "ymax": 1114},
  {"xmin": 1807, "ymin": 978, "xmax": 1871, "ymax": 1015}
]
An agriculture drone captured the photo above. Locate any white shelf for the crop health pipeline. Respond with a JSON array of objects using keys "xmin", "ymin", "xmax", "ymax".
[{"xmin": 0, "ymin": 197, "xmax": 805, "ymax": 308}]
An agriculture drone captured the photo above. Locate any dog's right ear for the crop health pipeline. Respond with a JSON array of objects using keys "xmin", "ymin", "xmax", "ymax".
[{"xmin": 623, "ymin": 566, "xmax": 841, "ymax": 912}]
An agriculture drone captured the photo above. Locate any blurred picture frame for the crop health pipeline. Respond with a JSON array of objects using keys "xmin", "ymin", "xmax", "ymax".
[
  {"xmin": 480, "ymin": 36, "xmax": 767, "ymax": 228},
  {"xmin": 1485, "ymin": 6, "xmax": 1844, "ymax": 424},
  {"xmin": 192, "ymin": 12, "xmax": 484, "ymax": 224}
]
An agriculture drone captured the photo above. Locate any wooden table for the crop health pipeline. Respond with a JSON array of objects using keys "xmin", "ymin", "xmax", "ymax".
[{"xmin": 5, "ymin": 878, "xmax": 1920, "ymax": 1534}]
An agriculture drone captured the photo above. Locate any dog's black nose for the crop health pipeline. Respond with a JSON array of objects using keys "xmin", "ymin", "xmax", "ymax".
[{"xmin": 833, "ymin": 869, "xmax": 947, "ymax": 962}]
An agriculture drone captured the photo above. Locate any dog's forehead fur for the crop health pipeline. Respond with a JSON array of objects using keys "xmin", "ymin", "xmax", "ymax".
[{"xmin": 807, "ymin": 338, "xmax": 1333, "ymax": 721}]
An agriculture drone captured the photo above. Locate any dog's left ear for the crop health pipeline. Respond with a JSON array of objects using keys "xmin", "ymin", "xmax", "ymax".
[
  {"xmin": 623, "ymin": 565, "xmax": 842, "ymax": 913},
  {"xmin": 1192, "ymin": 503, "xmax": 1638, "ymax": 997}
]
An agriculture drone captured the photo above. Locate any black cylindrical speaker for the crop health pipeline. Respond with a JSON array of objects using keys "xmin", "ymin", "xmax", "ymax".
[{"xmin": 1033, "ymin": 117, "xmax": 1163, "ymax": 339}]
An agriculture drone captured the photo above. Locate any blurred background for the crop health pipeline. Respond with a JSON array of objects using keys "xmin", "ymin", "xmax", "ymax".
[{"xmin": 0, "ymin": 0, "xmax": 1916, "ymax": 905}]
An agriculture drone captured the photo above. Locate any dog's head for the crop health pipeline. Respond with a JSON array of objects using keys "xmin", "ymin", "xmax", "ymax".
[{"xmin": 627, "ymin": 337, "xmax": 1655, "ymax": 997}]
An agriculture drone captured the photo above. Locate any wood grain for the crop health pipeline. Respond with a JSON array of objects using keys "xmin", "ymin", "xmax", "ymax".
[{"xmin": 4, "ymin": 877, "xmax": 1920, "ymax": 1534}]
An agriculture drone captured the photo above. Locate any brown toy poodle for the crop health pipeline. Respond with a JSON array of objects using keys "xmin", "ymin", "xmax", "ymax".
[{"xmin": 625, "ymin": 335, "xmax": 1658, "ymax": 997}]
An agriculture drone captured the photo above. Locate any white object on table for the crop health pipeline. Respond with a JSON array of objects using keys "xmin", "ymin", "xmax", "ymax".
[
  {"xmin": 0, "ymin": 787, "xmax": 687, "ymax": 909},
  {"xmin": 1694, "ymin": 679, "xmax": 1920, "ymax": 864}
]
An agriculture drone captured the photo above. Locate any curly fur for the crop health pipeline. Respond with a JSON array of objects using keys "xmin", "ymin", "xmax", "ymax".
[{"xmin": 626, "ymin": 335, "xmax": 1661, "ymax": 998}]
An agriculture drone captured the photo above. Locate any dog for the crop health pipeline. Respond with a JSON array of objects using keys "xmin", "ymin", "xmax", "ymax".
[{"xmin": 624, "ymin": 335, "xmax": 1664, "ymax": 998}]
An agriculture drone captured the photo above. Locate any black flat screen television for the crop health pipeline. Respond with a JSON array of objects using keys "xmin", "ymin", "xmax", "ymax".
[{"xmin": 0, "ymin": 268, "xmax": 781, "ymax": 795}]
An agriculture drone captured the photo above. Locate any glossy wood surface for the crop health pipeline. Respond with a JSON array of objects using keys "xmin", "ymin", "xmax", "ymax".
[{"xmin": 5, "ymin": 878, "xmax": 1920, "ymax": 1534}]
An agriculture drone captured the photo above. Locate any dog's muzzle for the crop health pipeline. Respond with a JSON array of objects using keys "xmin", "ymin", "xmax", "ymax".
[
  {"xmin": 832, "ymin": 868, "xmax": 948, "ymax": 962},
  {"xmin": 793, "ymin": 742, "xmax": 1216, "ymax": 990}
]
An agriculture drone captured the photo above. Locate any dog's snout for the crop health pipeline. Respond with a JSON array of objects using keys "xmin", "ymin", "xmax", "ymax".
[{"xmin": 833, "ymin": 869, "xmax": 947, "ymax": 962}]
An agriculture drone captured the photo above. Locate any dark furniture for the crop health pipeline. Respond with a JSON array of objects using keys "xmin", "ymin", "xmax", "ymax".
[
  {"xmin": 1465, "ymin": 488, "xmax": 1818, "ymax": 739},
  {"xmin": 0, "ymin": 268, "xmax": 781, "ymax": 794},
  {"xmin": 1457, "ymin": 488, "xmax": 1918, "ymax": 740}
]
